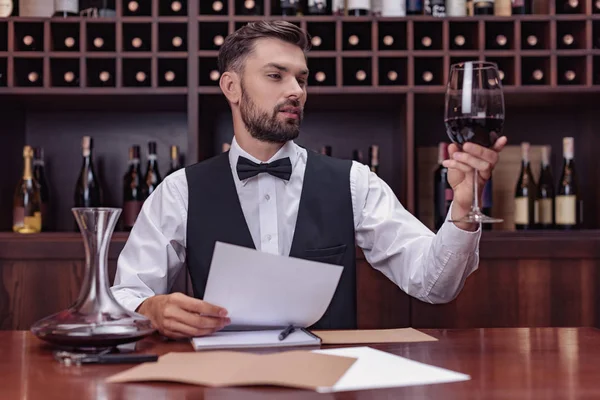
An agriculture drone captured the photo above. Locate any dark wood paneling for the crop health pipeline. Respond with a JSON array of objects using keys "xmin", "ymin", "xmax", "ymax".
[
  {"xmin": 411, "ymin": 259, "xmax": 598, "ymax": 329},
  {"xmin": 356, "ymin": 254, "xmax": 410, "ymax": 329},
  {"xmin": 0, "ymin": 259, "xmax": 120, "ymax": 330},
  {"xmin": 2, "ymin": 232, "xmax": 600, "ymax": 330}
]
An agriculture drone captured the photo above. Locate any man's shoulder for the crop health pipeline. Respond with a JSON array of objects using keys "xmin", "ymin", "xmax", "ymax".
[{"xmin": 185, "ymin": 152, "xmax": 230, "ymax": 175}]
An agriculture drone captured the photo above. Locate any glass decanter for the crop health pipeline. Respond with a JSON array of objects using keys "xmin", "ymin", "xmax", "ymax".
[{"xmin": 31, "ymin": 207, "xmax": 155, "ymax": 352}]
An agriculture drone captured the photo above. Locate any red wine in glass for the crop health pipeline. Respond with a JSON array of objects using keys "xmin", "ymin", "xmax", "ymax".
[
  {"xmin": 444, "ymin": 61, "xmax": 505, "ymax": 224},
  {"xmin": 444, "ymin": 116, "xmax": 504, "ymax": 148}
]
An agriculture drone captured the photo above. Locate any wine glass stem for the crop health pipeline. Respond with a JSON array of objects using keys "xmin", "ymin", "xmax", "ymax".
[{"xmin": 472, "ymin": 170, "xmax": 480, "ymax": 212}]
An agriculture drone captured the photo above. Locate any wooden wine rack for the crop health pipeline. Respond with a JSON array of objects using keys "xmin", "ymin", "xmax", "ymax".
[
  {"xmin": 0, "ymin": 0, "xmax": 599, "ymax": 232},
  {"xmin": 3, "ymin": 1, "xmax": 600, "ymax": 333}
]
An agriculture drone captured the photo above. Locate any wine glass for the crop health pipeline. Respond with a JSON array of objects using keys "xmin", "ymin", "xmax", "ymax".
[{"xmin": 444, "ymin": 61, "xmax": 505, "ymax": 224}]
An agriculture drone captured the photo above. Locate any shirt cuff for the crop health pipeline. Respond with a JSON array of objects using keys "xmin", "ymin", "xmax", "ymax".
[
  {"xmin": 112, "ymin": 289, "xmax": 149, "ymax": 314},
  {"xmin": 438, "ymin": 202, "xmax": 482, "ymax": 251}
]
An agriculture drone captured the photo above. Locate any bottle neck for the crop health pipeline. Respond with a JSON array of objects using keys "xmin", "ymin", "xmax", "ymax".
[
  {"xmin": 147, "ymin": 154, "xmax": 157, "ymax": 168},
  {"xmin": 23, "ymin": 155, "xmax": 33, "ymax": 180},
  {"xmin": 83, "ymin": 154, "xmax": 92, "ymax": 167}
]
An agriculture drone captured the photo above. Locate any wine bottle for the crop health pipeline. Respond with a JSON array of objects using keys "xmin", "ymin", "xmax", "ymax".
[
  {"xmin": 211, "ymin": 0, "xmax": 224, "ymax": 12},
  {"xmin": 93, "ymin": 37, "xmax": 105, "ymax": 49},
  {"xmin": 33, "ymin": 147, "xmax": 50, "ymax": 231},
  {"xmin": 241, "ymin": 0, "xmax": 261, "ymax": 15},
  {"xmin": 473, "ymin": 0, "xmax": 494, "ymax": 15},
  {"xmin": 352, "ymin": 149, "xmax": 364, "ymax": 164},
  {"xmin": 122, "ymin": 145, "xmax": 144, "ymax": 232},
  {"xmin": 320, "ymin": 145, "xmax": 332, "ymax": 156},
  {"xmin": 348, "ymin": 0, "xmax": 370, "ymax": 15},
  {"xmin": 466, "ymin": 0, "xmax": 474, "ymax": 15},
  {"xmin": 143, "ymin": 141, "xmax": 162, "ymax": 199},
  {"xmin": 425, "ymin": 0, "xmax": 446, "ymax": 16},
  {"xmin": 135, "ymin": 71, "xmax": 147, "ymax": 84},
  {"xmin": 96, "ymin": 0, "xmax": 116, "ymax": 17},
  {"xmin": 561, "ymin": 34, "xmax": 575, "ymax": 48},
  {"xmin": 368, "ymin": 145, "xmax": 379, "ymax": 174},
  {"xmin": 447, "ymin": 0, "xmax": 466, "ymax": 16},
  {"xmin": 53, "ymin": 0, "xmax": 79, "ymax": 17},
  {"xmin": 355, "ymin": 69, "xmax": 367, "ymax": 83},
  {"xmin": 20, "ymin": 0, "xmax": 53, "ymax": 17},
  {"xmin": 166, "ymin": 145, "xmax": 181, "ymax": 176},
  {"xmin": 595, "ymin": 0, "xmax": 600, "ymax": 12},
  {"xmin": 494, "ymin": 0, "xmax": 511, "ymax": 15},
  {"xmin": 407, "ymin": 0, "xmax": 424, "ymax": 14},
  {"xmin": 280, "ymin": 0, "xmax": 299, "ymax": 15},
  {"xmin": 512, "ymin": 0, "xmax": 532, "ymax": 14},
  {"xmin": 131, "ymin": 37, "xmax": 143, "ymax": 50},
  {"xmin": 453, "ymin": 35, "xmax": 466, "ymax": 48},
  {"xmin": 524, "ymin": 34, "xmax": 539, "ymax": 49},
  {"xmin": 21, "ymin": 35, "xmax": 37, "ymax": 51},
  {"xmin": 308, "ymin": 0, "xmax": 330, "ymax": 15},
  {"xmin": 420, "ymin": 36, "xmax": 433, "ymax": 49},
  {"xmin": 314, "ymin": 70, "xmax": 327, "ymax": 83},
  {"xmin": 495, "ymin": 34, "xmax": 508, "ymax": 48},
  {"xmin": 13, "ymin": 146, "xmax": 42, "ymax": 234},
  {"xmin": 0, "ymin": 0, "xmax": 13, "ymax": 17},
  {"xmin": 532, "ymin": 69, "xmax": 544, "ymax": 82},
  {"xmin": 434, "ymin": 142, "xmax": 453, "ymax": 231},
  {"xmin": 561, "ymin": 0, "xmax": 579, "ymax": 13},
  {"xmin": 382, "ymin": 0, "xmax": 405, "ymax": 16},
  {"xmin": 514, "ymin": 142, "xmax": 536, "ymax": 230},
  {"xmin": 74, "ymin": 136, "xmax": 103, "ymax": 208},
  {"xmin": 167, "ymin": 0, "xmax": 184, "ymax": 15},
  {"xmin": 555, "ymin": 137, "xmax": 577, "ymax": 229},
  {"xmin": 171, "ymin": 35, "xmax": 184, "ymax": 49},
  {"xmin": 482, "ymin": 178, "xmax": 493, "ymax": 231},
  {"xmin": 535, "ymin": 145, "xmax": 555, "ymax": 229},
  {"xmin": 421, "ymin": 70, "xmax": 434, "ymax": 84}
]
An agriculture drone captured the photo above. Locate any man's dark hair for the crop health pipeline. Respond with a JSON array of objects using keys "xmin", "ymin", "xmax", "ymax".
[{"xmin": 217, "ymin": 21, "xmax": 311, "ymax": 75}]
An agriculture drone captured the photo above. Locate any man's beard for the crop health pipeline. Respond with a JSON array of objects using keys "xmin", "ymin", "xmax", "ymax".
[{"xmin": 239, "ymin": 86, "xmax": 303, "ymax": 144}]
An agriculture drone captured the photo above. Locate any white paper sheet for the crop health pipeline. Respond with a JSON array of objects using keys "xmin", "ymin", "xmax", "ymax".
[
  {"xmin": 191, "ymin": 329, "xmax": 320, "ymax": 350},
  {"xmin": 203, "ymin": 242, "xmax": 343, "ymax": 329},
  {"xmin": 314, "ymin": 347, "xmax": 470, "ymax": 393}
]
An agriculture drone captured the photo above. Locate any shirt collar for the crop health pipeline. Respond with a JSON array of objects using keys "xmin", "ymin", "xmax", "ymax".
[{"xmin": 228, "ymin": 136, "xmax": 301, "ymax": 186}]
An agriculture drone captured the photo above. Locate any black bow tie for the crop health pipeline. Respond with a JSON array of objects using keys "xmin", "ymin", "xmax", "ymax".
[{"xmin": 236, "ymin": 156, "xmax": 292, "ymax": 181}]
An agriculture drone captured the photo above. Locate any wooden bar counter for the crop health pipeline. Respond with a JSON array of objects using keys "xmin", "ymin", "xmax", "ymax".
[{"xmin": 1, "ymin": 328, "xmax": 599, "ymax": 399}]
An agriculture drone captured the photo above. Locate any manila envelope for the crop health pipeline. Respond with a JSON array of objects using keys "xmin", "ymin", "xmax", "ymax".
[
  {"xmin": 107, "ymin": 350, "xmax": 356, "ymax": 391},
  {"xmin": 313, "ymin": 328, "xmax": 438, "ymax": 345}
]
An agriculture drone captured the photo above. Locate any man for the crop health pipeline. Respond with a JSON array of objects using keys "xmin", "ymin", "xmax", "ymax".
[{"xmin": 111, "ymin": 21, "xmax": 507, "ymax": 339}]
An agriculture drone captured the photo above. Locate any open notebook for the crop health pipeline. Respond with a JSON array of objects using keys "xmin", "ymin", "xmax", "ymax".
[{"xmin": 191, "ymin": 328, "xmax": 321, "ymax": 350}]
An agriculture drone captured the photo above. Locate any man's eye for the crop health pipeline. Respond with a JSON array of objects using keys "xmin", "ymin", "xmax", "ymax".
[
  {"xmin": 298, "ymin": 79, "xmax": 307, "ymax": 86},
  {"xmin": 268, "ymin": 74, "xmax": 281, "ymax": 79}
]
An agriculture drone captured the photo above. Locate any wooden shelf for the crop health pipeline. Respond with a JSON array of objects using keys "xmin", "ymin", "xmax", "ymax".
[{"xmin": 1, "ymin": 230, "xmax": 598, "ymax": 260}]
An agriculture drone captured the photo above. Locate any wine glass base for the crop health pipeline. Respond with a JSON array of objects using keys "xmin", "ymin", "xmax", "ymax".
[{"xmin": 448, "ymin": 211, "xmax": 503, "ymax": 224}]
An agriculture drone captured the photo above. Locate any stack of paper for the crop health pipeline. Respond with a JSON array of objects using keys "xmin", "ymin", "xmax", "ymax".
[{"xmin": 191, "ymin": 329, "xmax": 320, "ymax": 350}]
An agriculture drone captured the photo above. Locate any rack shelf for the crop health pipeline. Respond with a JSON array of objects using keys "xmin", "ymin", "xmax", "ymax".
[{"xmin": 0, "ymin": 1, "xmax": 598, "ymax": 234}]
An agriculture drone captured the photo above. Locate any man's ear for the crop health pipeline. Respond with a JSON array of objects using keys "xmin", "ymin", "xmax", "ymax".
[{"xmin": 220, "ymin": 71, "xmax": 241, "ymax": 105}]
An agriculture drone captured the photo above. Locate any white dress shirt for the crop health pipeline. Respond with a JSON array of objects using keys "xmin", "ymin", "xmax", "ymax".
[{"xmin": 111, "ymin": 138, "xmax": 481, "ymax": 313}]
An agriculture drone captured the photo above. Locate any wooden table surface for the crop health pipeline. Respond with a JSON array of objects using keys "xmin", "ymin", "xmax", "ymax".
[{"xmin": 2, "ymin": 328, "xmax": 600, "ymax": 399}]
